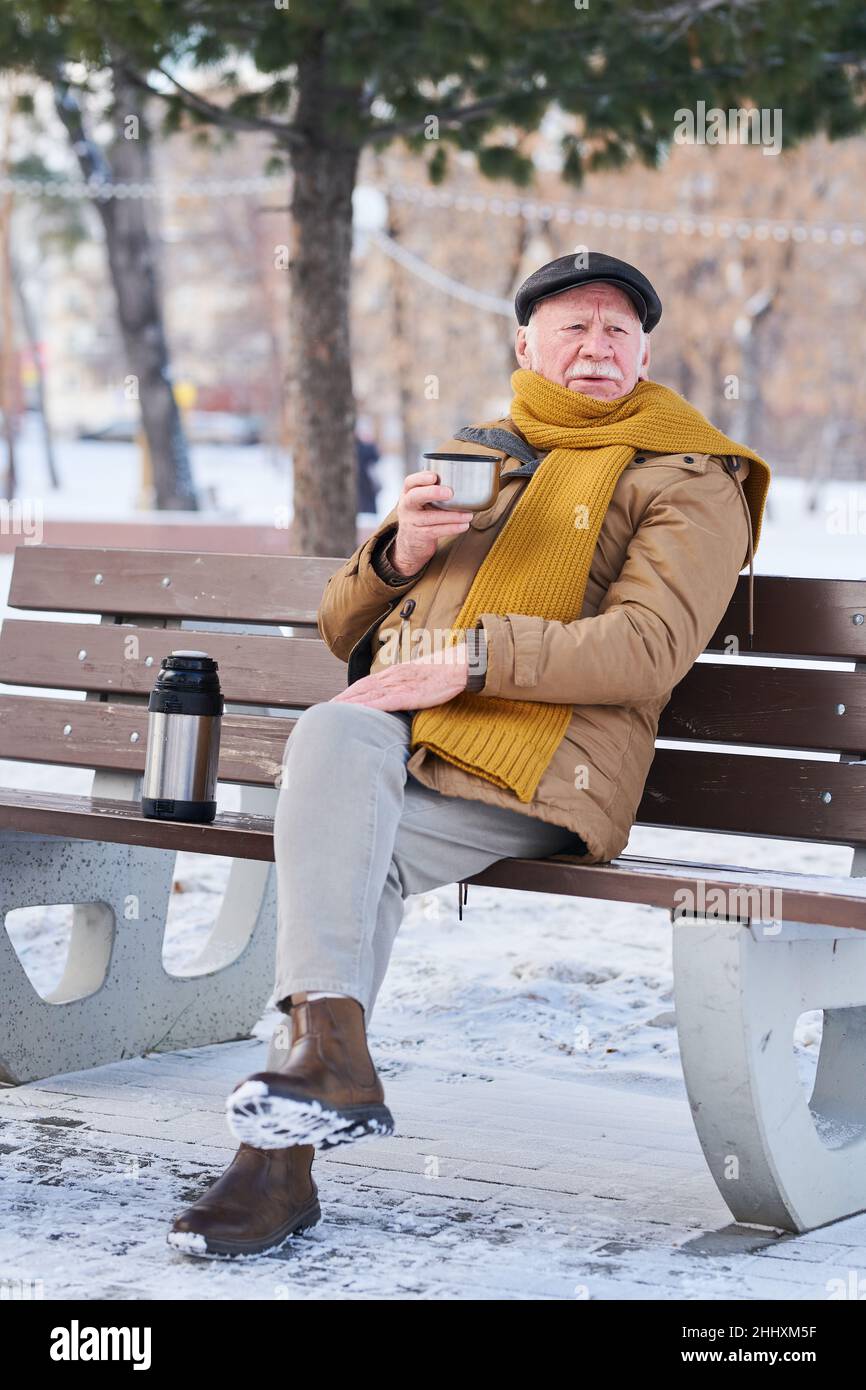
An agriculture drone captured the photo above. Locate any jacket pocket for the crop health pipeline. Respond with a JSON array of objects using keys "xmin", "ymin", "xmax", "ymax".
[{"xmin": 625, "ymin": 451, "xmax": 710, "ymax": 476}]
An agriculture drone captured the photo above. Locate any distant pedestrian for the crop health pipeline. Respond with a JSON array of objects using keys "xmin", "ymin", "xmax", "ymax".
[{"xmin": 356, "ymin": 434, "xmax": 381, "ymax": 516}]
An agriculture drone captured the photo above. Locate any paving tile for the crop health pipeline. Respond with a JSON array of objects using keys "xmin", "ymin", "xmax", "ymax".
[{"xmin": 3, "ymin": 1032, "xmax": 865, "ymax": 1301}]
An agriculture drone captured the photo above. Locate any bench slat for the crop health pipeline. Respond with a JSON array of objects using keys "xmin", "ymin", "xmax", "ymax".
[
  {"xmin": 706, "ymin": 574, "xmax": 866, "ymax": 661},
  {"xmin": 660, "ymin": 663, "xmax": 866, "ymax": 754},
  {"xmin": 0, "ymin": 620, "xmax": 344, "ymax": 706},
  {"xmin": 0, "ymin": 789, "xmax": 276, "ymax": 858},
  {"xmin": 0, "ymin": 693, "xmax": 863, "ymax": 845},
  {"xmin": 4, "ymin": 621, "xmax": 862, "ymax": 753},
  {"xmin": 466, "ymin": 854, "xmax": 866, "ymax": 932},
  {"xmin": 0, "ymin": 695, "xmax": 296, "ymax": 785},
  {"xmin": 8, "ymin": 552, "xmax": 866, "ymax": 664},
  {"xmin": 0, "ymin": 786, "xmax": 862, "ymax": 929},
  {"xmin": 637, "ymin": 747, "xmax": 866, "ymax": 846},
  {"xmin": 8, "ymin": 546, "xmax": 344, "ymax": 623}
]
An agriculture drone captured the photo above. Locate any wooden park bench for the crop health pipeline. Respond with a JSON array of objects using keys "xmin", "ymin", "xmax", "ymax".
[{"xmin": 0, "ymin": 542, "xmax": 863, "ymax": 1236}]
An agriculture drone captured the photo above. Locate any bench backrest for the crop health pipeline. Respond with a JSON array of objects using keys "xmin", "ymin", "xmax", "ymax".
[{"xmin": 1, "ymin": 546, "xmax": 864, "ymax": 849}]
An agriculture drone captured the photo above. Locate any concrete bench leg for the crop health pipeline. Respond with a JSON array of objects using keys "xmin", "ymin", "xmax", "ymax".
[
  {"xmin": 672, "ymin": 915, "xmax": 866, "ymax": 1233},
  {"xmin": 150, "ymin": 842, "xmax": 277, "ymax": 1057},
  {"xmin": 0, "ymin": 827, "xmax": 277, "ymax": 1084}
]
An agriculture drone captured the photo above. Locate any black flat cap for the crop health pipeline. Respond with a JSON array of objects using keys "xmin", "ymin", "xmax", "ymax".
[{"xmin": 515, "ymin": 251, "xmax": 662, "ymax": 332}]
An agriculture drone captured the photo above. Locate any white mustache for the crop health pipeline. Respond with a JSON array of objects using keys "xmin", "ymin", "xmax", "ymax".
[{"xmin": 569, "ymin": 362, "xmax": 624, "ymax": 380}]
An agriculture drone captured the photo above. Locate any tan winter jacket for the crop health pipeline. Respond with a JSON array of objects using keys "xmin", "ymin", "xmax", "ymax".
[{"xmin": 317, "ymin": 415, "xmax": 754, "ymax": 865}]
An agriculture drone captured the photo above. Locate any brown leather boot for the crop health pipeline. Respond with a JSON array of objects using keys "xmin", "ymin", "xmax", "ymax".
[
  {"xmin": 167, "ymin": 1141, "xmax": 320, "ymax": 1259},
  {"xmin": 226, "ymin": 995, "xmax": 395, "ymax": 1151}
]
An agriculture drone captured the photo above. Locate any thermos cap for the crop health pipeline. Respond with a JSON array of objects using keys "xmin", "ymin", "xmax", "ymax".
[
  {"xmin": 164, "ymin": 650, "xmax": 219, "ymax": 672},
  {"xmin": 149, "ymin": 649, "xmax": 223, "ymax": 711}
]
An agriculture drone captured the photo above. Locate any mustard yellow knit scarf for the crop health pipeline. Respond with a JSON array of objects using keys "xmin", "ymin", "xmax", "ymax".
[{"xmin": 410, "ymin": 367, "xmax": 771, "ymax": 803}]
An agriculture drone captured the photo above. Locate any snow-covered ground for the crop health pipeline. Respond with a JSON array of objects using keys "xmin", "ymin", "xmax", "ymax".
[
  {"xmin": 0, "ymin": 427, "xmax": 864, "ymax": 1300},
  {"xmin": 0, "ymin": 412, "xmax": 405, "ymax": 527}
]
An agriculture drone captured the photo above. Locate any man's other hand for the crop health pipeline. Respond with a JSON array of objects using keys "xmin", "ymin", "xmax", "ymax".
[{"xmin": 330, "ymin": 644, "xmax": 470, "ymax": 711}]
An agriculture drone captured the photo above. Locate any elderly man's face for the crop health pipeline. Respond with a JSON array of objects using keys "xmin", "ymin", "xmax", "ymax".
[{"xmin": 515, "ymin": 282, "xmax": 650, "ymax": 399}]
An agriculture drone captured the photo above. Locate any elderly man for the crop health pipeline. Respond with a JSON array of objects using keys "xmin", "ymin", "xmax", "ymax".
[{"xmin": 169, "ymin": 251, "xmax": 771, "ymax": 1258}]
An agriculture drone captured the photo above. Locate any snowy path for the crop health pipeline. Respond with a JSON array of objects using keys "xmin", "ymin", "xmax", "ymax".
[{"xmin": 3, "ymin": 1017, "xmax": 866, "ymax": 1301}]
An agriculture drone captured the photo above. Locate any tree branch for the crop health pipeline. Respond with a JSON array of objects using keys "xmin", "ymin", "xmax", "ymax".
[
  {"xmin": 363, "ymin": 60, "xmax": 769, "ymax": 146},
  {"xmin": 122, "ymin": 62, "xmax": 308, "ymax": 147}
]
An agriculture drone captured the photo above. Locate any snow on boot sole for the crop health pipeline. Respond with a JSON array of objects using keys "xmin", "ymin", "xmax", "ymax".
[
  {"xmin": 166, "ymin": 1201, "xmax": 322, "ymax": 1261},
  {"xmin": 227, "ymin": 1079, "xmax": 395, "ymax": 1151}
]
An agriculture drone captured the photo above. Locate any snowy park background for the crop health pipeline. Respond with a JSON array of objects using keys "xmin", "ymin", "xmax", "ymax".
[{"xmin": 4, "ymin": 0, "xmax": 866, "ymax": 1312}]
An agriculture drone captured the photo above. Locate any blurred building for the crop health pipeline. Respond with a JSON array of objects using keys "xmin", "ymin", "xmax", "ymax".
[{"xmin": 10, "ymin": 90, "xmax": 866, "ymax": 480}]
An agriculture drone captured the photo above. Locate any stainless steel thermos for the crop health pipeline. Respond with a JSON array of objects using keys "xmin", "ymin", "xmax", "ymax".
[{"xmin": 141, "ymin": 650, "xmax": 224, "ymax": 823}]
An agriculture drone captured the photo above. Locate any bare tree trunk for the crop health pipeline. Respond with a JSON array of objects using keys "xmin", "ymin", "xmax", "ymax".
[
  {"xmin": 0, "ymin": 88, "xmax": 16, "ymax": 500},
  {"xmin": 0, "ymin": 221, "xmax": 15, "ymax": 503},
  {"xmin": 286, "ymin": 45, "xmax": 362, "ymax": 556},
  {"xmin": 245, "ymin": 201, "xmax": 291, "ymax": 467},
  {"xmin": 733, "ymin": 289, "xmax": 774, "ymax": 448},
  {"xmin": 501, "ymin": 211, "xmax": 533, "ymax": 385},
  {"xmin": 12, "ymin": 258, "xmax": 59, "ymax": 489},
  {"xmin": 384, "ymin": 190, "xmax": 421, "ymax": 484},
  {"xmin": 53, "ymin": 69, "xmax": 198, "ymax": 510}
]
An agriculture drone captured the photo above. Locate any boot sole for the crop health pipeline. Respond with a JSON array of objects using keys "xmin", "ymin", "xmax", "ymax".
[
  {"xmin": 227, "ymin": 1079, "xmax": 395, "ymax": 1151},
  {"xmin": 166, "ymin": 1198, "xmax": 322, "ymax": 1260}
]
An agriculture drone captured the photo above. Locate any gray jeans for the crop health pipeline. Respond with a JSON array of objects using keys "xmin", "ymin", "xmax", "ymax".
[{"xmin": 268, "ymin": 701, "xmax": 584, "ymax": 1038}]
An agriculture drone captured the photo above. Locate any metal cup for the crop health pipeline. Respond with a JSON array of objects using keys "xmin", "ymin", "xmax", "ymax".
[{"xmin": 422, "ymin": 452, "xmax": 500, "ymax": 511}]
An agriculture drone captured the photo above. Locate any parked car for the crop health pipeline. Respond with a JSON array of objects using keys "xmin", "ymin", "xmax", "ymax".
[{"xmin": 78, "ymin": 411, "xmax": 263, "ymax": 446}]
